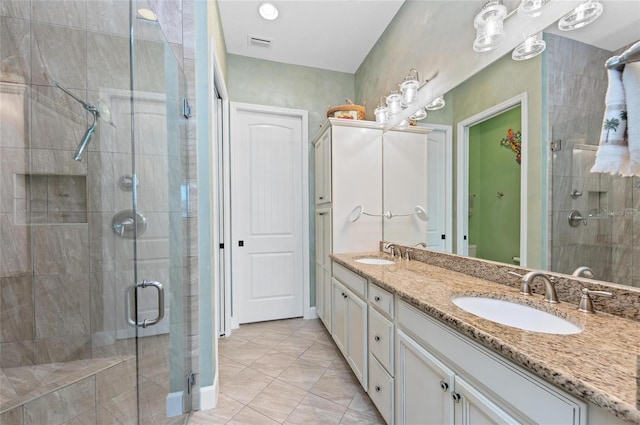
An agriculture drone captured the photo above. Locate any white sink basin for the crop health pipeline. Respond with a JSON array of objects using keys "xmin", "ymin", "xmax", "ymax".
[
  {"xmin": 452, "ymin": 297, "xmax": 582, "ymax": 335},
  {"xmin": 355, "ymin": 258, "xmax": 395, "ymax": 265}
]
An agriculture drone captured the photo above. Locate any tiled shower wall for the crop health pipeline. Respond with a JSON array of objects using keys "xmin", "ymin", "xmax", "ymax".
[
  {"xmin": 0, "ymin": 0, "xmax": 199, "ymax": 380},
  {"xmin": 547, "ymin": 33, "xmax": 639, "ymax": 287}
]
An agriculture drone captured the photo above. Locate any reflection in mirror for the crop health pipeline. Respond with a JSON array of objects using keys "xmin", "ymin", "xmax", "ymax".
[
  {"xmin": 383, "ymin": 0, "xmax": 640, "ymax": 287},
  {"xmin": 467, "ymin": 106, "xmax": 522, "ymax": 265}
]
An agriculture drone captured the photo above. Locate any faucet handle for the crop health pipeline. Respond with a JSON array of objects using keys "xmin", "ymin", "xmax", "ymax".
[
  {"xmin": 578, "ymin": 288, "xmax": 612, "ymax": 313},
  {"xmin": 404, "ymin": 249, "xmax": 412, "ymax": 261}
]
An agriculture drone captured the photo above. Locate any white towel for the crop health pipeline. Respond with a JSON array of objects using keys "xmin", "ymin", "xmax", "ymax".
[
  {"xmin": 621, "ymin": 63, "xmax": 640, "ymax": 176},
  {"xmin": 591, "ymin": 67, "xmax": 628, "ymax": 174}
]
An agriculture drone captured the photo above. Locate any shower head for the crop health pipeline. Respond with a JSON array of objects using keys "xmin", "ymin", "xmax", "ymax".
[
  {"xmin": 53, "ymin": 80, "xmax": 117, "ymax": 160},
  {"xmin": 73, "ymin": 109, "xmax": 97, "ymax": 161}
]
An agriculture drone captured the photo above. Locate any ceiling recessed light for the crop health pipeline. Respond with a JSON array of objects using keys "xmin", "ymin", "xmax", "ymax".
[
  {"xmin": 137, "ymin": 8, "xmax": 157, "ymax": 21},
  {"xmin": 259, "ymin": 3, "xmax": 279, "ymax": 21}
]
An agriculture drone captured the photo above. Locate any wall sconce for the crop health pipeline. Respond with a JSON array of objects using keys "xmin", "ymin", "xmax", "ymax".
[
  {"xmin": 557, "ymin": 0, "xmax": 603, "ymax": 31},
  {"xmin": 425, "ymin": 96, "xmax": 445, "ymax": 111},
  {"xmin": 374, "ymin": 96, "xmax": 388, "ymax": 127},
  {"xmin": 512, "ymin": 32, "xmax": 546, "ymax": 61},
  {"xmin": 473, "ymin": 0, "xmax": 508, "ymax": 53},
  {"xmin": 386, "ymin": 90, "xmax": 403, "ymax": 115},
  {"xmin": 517, "ymin": 0, "xmax": 551, "ymax": 17},
  {"xmin": 400, "ymin": 69, "xmax": 420, "ymax": 107}
]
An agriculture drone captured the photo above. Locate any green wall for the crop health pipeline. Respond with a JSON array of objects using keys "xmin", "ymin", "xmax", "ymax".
[
  {"xmin": 448, "ymin": 53, "xmax": 544, "ymax": 267},
  {"xmin": 469, "ymin": 107, "xmax": 521, "ymax": 264}
]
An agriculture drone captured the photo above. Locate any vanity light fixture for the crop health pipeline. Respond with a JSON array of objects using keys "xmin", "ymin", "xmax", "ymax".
[
  {"xmin": 471, "ymin": 0, "xmax": 553, "ymax": 60},
  {"xmin": 137, "ymin": 8, "xmax": 158, "ymax": 21},
  {"xmin": 557, "ymin": 0, "xmax": 603, "ymax": 31},
  {"xmin": 512, "ymin": 32, "xmax": 546, "ymax": 61},
  {"xmin": 258, "ymin": 3, "xmax": 279, "ymax": 21}
]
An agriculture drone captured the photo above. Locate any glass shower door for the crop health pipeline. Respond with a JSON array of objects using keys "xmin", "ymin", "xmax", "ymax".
[{"xmin": 127, "ymin": 2, "xmax": 192, "ymax": 423}]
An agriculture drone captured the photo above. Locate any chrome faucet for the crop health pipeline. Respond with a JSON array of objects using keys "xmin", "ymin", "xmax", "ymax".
[
  {"xmin": 414, "ymin": 242, "xmax": 427, "ymax": 248},
  {"xmin": 404, "ymin": 249, "xmax": 413, "ymax": 261},
  {"xmin": 383, "ymin": 243, "xmax": 396, "ymax": 257},
  {"xmin": 522, "ymin": 271, "xmax": 559, "ymax": 304},
  {"xmin": 572, "ymin": 266, "xmax": 594, "ymax": 279}
]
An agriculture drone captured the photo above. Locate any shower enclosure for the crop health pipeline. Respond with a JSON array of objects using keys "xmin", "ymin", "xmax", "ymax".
[{"xmin": 1, "ymin": 1, "xmax": 194, "ymax": 423}]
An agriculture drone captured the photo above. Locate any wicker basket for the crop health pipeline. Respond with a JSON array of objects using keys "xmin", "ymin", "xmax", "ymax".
[{"xmin": 327, "ymin": 99, "xmax": 365, "ymax": 120}]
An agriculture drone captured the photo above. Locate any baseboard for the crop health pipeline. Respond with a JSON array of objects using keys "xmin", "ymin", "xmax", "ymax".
[
  {"xmin": 199, "ymin": 382, "xmax": 218, "ymax": 411},
  {"xmin": 166, "ymin": 391, "xmax": 184, "ymax": 417},
  {"xmin": 304, "ymin": 306, "xmax": 318, "ymax": 320}
]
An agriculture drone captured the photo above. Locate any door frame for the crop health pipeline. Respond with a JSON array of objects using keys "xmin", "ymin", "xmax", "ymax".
[
  {"xmin": 228, "ymin": 102, "xmax": 310, "ymax": 329},
  {"xmin": 456, "ymin": 93, "xmax": 528, "ymax": 266}
]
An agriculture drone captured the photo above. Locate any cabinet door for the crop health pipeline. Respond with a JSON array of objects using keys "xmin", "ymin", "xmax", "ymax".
[
  {"xmin": 452, "ymin": 376, "xmax": 519, "ymax": 425},
  {"xmin": 332, "ymin": 278, "xmax": 347, "ymax": 355},
  {"xmin": 396, "ymin": 330, "xmax": 454, "ymax": 425},
  {"xmin": 346, "ymin": 287, "xmax": 367, "ymax": 389},
  {"xmin": 314, "ymin": 129, "xmax": 331, "ymax": 204},
  {"xmin": 315, "ymin": 263, "xmax": 324, "ymax": 322},
  {"xmin": 315, "ymin": 209, "xmax": 328, "ymax": 324},
  {"xmin": 322, "ymin": 267, "xmax": 332, "ymax": 330}
]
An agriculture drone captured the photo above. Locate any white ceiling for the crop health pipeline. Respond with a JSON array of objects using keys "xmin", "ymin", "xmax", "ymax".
[
  {"xmin": 217, "ymin": 0, "xmax": 405, "ymax": 73},
  {"xmin": 217, "ymin": 0, "xmax": 640, "ymax": 74}
]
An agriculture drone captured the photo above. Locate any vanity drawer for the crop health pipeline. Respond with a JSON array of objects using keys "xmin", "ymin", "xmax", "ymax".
[
  {"xmin": 333, "ymin": 262, "xmax": 366, "ymax": 299},
  {"xmin": 369, "ymin": 353, "xmax": 393, "ymax": 425},
  {"xmin": 369, "ymin": 307, "xmax": 394, "ymax": 374},
  {"xmin": 368, "ymin": 283, "xmax": 394, "ymax": 318}
]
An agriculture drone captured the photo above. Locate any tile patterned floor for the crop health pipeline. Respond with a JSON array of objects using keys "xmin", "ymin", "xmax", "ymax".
[{"xmin": 188, "ymin": 318, "xmax": 385, "ymax": 425}]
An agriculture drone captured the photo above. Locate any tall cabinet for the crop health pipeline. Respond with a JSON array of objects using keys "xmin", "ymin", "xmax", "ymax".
[
  {"xmin": 313, "ymin": 119, "xmax": 384, "ymax": 330},
  {"xmin": 313, "ymin": 119, "xmax": 433, "ymax": 394}
]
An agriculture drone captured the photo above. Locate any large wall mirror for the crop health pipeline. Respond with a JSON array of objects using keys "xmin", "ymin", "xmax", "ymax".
[{"xmin": 382, "ymin": 0, "xmax": 640, "ymax": 288}]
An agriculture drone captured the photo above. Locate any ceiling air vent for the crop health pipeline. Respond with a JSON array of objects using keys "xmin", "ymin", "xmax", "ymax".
[{"xmin": 247, "ymin": 35, "xmax": 272, "ymax": 48}]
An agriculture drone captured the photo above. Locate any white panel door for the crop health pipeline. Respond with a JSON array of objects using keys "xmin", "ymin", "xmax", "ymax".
[
  {"xmin": 231, "ymin": 105, "xmax": 304, "ymax": 324},
  {"xmin": 427, "ymin": 129, "xmax": 447, "ymax": 251}
]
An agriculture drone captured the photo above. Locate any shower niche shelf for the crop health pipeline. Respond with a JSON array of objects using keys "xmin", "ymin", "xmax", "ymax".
[{"xmin": 16, "ymin": 174, "xmax": 88, "ymax": 224}]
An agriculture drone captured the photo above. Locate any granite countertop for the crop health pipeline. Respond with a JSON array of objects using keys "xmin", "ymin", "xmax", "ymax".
[{"xmin": 331, "ymin": 252, "xmax": 640, "ymax": 424}]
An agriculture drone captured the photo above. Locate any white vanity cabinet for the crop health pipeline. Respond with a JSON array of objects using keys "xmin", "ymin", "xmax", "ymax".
[
  {"xmin": 332, "ymin": 263, "xmax": 368, "ymax": 389},
  {"xmin": 396, "ymin": 300, "xmax": 587, "ymax": 425}
]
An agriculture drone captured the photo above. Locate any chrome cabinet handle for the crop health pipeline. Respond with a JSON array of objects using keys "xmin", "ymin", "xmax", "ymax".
[
  {"xmin": 374, "ymin": 296, "xmax": 381, "ymax": 302},
  {"xmin": 375, "ymin": 385, "xmax": 381, "ymax": 392},
  {"xmin": 451, "ymin": 392, "xmax": 461, "ymax": 403},
  {"xmin": 374, "ymin": 335, "xmax": 380, "ymax": 342},
  {"xmin": 439, "ymin": 380, "xmax": 449, "ymax": 391},
  {"xmin": 126, "ymin": 280, "xmax": 165, "ymax": 328}
]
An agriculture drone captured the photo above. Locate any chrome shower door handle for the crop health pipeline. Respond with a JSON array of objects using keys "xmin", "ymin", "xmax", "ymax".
[{"xmin": 126, "ymin": 280, "xmax": 165, "ymax": 328}]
